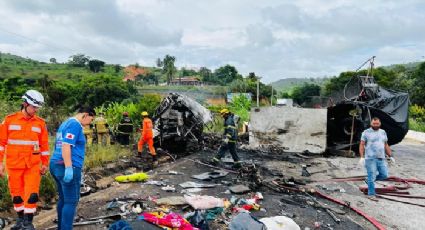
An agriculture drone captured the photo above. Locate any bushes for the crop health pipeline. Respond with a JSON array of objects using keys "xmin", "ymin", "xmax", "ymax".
[
  {"xmin": 228, "ymin": 94, "xmax": 251, "ymax": 124},
  {"xmin": 409, "ymin": 118, "xmax": 425, "ymax": 132},
  {"xmin": 410, "ymin": 104, "xmax": 425, "ymax": 122},
  {"xmin": 0, "ymin": 177, "xmax": 12, "ymax": 211},
  {"xmin": 409, "ymin": 105, "xmax": 425, "ymax": 132},
  {"xmin": 96, "ymin": 94, "xmax": 162, "ymax": 129}
]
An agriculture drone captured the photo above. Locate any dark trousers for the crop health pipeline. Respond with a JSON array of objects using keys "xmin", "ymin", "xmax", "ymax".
[
  {"xmin": 216, "ymin": 142, "xmax": 239, "ymax": 162},
  {"xmin": 117, "ymin": 134, "xmax": 130, "ymax": 145}
]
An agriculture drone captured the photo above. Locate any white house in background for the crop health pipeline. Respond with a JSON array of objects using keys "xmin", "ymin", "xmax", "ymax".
[{"xmin": 276, "ymin": 98, "xmax": 293, "ymax": 107}]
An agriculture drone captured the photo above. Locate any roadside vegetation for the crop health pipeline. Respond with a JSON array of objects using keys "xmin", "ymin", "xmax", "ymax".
[
  {"xmin": 1, "ymin": 51, "xmax": 425, "ymax": 211},
  {"xmin": 409, "ymin": 104, "xmax": 425, "ymax": 132}
]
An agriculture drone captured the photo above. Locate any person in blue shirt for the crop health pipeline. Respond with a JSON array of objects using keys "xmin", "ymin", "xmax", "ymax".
[
  {"xmin": 359, "ymin": 117, "xmax": 395, "ymax": 201},
  {"xmin": 50, "ymin": 106, "xmax": 96, "ymax": 230}
]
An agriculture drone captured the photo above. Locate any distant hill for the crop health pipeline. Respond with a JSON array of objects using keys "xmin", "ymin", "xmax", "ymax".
[
  {"xmin": 270, "ymin": 77, "xmax": 327, "ymax": 93},
  {"xmin": 383, "ymin": 61, "xmax": 421, "ymax": 72},
  {"xmin": 0, "ymin": 51, "xmax": 123, "ymax": 80}
]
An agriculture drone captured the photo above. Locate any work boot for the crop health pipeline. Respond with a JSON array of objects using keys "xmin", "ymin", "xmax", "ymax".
[
  {"xmin": 22, "ymin": 214, "xmax": 35, "ymax": 230},
  {"xmin": 11, "ymin": 217, "xmax": 24, "ymax": 230},
  {"xmin": 233, "ymin": 161, "xmax": 242, "ymax": 169}
]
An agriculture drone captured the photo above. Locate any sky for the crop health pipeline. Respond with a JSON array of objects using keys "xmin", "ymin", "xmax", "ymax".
[{"xmin": 0, "ymin": 0, "xmax": 424, "ymax": 83}]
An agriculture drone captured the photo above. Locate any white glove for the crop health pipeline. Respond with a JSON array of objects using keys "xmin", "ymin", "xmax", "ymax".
[
  {"xmin": 389, "ymin": 157, "xmax": 395, "ymax": 164},
  {"xmin": 223, "ymin": 138, "xmax": 229, "ymax": 144},
  {"xmin": 358, "ymin": 158, "xmax": 365, "ymax": 167}
]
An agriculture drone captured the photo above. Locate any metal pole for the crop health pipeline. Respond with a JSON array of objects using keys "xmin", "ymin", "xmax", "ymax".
[
  {"xmin": 257, "ymin": 80, "xmax": 259, "ymax": 107},
  {"xmin": 271, "ymin": 86, "xmax": 273, "ymax": 106}
]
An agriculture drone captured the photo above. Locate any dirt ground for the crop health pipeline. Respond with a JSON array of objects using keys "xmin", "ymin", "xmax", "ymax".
[{"xmin": 2, "ymin": 138, "xmax": 424, "ymax": 230}]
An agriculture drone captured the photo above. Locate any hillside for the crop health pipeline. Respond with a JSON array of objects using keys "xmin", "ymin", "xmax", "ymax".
[
  {"xmin": 270, "ymin": 77, "xmax": 327, "ymax": 92},
  {"xmin": 0, "ymin": 51, "xmax": 124, "ymax": 80}
]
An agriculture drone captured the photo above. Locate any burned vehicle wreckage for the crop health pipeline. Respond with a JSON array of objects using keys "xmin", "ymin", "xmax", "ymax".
[
  {"xmin": 152, "ymin": 93, "xmax": 212, "ymax": 153},
  {"xmin": 327, "ymin": 59, "xmax": 409, "ymax": 153}
]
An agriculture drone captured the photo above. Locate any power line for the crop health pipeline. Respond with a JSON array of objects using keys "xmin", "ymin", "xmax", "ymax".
[{"xmin": 0, "ymin": 26, "xmax": 76, "ymax": 54}]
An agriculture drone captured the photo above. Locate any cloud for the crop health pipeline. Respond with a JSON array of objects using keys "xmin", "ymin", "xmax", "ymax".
[
  {"xmin": 0, "ymin": 0, "xmax": 425, "ymax": 83},
  {"xmin": 2, "ymin": 0, "xmax": 182, "ymax": 47}
]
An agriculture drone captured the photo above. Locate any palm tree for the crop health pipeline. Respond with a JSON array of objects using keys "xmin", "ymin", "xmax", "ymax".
[{"xmin": 163, "ymin": 55, "xmax": 176, "ymax": 85}]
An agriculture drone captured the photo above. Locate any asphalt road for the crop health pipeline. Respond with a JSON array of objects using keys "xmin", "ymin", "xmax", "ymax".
[{"xmin": 326, "ymin": 138, "xmax": 425, "ymax": 230}]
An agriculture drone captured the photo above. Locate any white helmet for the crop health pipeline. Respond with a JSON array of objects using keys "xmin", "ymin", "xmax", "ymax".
[{"xmin": 22, "ymin": 90, "xmax": 44, "ymax": 107}]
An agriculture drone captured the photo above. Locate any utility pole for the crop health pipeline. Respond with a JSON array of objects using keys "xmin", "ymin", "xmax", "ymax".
[
  {"xmin": 257, "ymin": 79, "xmax": 260, "ymax": 107},
  {"xmin": 271, "ymin": 86, "xmax": 273, "ymax": 106}
]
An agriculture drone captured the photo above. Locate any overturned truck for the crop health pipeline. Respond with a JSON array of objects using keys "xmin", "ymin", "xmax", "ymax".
[
  {"xmin": 152, "ymin": 93, "xmax": 212, "ymax": 153},
  {"xmin": 327, "ymin": 74, "xmax": 409, "ymax": 152},
  {"xmin": 249, "ymin": 60, "xmax": 409, "ymax": 154}
]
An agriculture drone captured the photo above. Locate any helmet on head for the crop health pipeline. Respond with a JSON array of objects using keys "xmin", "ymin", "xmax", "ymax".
[
  {"xmin": 22, "ymin": 90, "xmax": 44, "ymax": 108},
  {"xmin": 123, "ymin": 112, "xmax": 129, "ymax": 116},
  {"xmin": 219, "ymin": 108, "xmax": 230, "ymax": 115},
  {"xmin": 141, "ymin": 111, "xmax": 148, "ymax": 116}
]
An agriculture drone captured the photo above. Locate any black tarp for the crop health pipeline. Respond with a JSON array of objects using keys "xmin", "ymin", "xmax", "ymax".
[{"xmin": 328, "ymin": 85, "xmax": 409, "ymax": 149}]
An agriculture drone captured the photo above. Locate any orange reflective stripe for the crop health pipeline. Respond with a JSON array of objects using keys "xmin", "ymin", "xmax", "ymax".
[
  {"xmin": 0, "ymin": 146, "xmax": 4, "ymax": 151},
  {"xmin": 41, "ymin": 151, "xmax": 49, "ymax": 156},
  {"xmin": 7, "ymin": 139, "xmax": 39, "ymax": 145}
]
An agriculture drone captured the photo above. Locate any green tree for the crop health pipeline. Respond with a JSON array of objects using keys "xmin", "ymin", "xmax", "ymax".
[
  {"xmin": 68, "ymin": 54, "xmax": 90, "ymax": 67},
  {"xmin": 279, "ymin": 91, "xmax": 291, "ymax": 98},
  {"xmin": 88, "ymin": 59, "xmax": 105, "ymax": 73},
  {"xmin": 114, "ymin": 64, "xmax": 122, "ymax": 73},
  {"xmin": 411, "ymin": 62, "xmax": 425, "ymax": 106},
  {"xmin": 49, "ymin": 58, "xmax": 57, "ymax": 64},
  {"xmin": 292, "ymin": 83, "xmax": 321, "ymax": 105},
  {"xmin": 213, "ymin": 65, "xmax": 242, "ymax": 85},
  {"xmin": 199, "ymin": 67, "xmax": 212, "ymax": 82},
  {"xmin": 78, "ymin": 75, "xmax": 131, "ymax": 108},
  {"xmin": 229, "ymin": 79, "xmax": 248, "ymax": 93},
  {"xmin": 156, "ymin": 58, "xmax": 163, "ymax": 68},
  {"xmin": 162, "ymin": 55, "xmax": 176, "ymax": 85}
]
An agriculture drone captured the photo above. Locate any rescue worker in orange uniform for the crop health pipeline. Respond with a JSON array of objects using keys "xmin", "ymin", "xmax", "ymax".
[
  {"xmin": 0, "ymin": 90, "xmax": 49, "ymax": 230},
  {"xmin": 137, "ymin": 111, "xmax": 156, "ymax": 161}
]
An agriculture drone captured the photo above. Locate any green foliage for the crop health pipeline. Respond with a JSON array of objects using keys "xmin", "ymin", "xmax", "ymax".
[
  {"xmin": 228, "ymin": 94, "xmax": 251, "ymax": 123},
  {"xmin": 291, "ymin": 83, "xmax": 321, "ymax": 105},
  {"xmin": 271, "ymin": 77, "xmax": 327, "ymax": 93},
  {"xmin": 409, "ymin": 104, "xmax": 425, "ymax": 122},
  {"xmin": 78, "ymin": 75, "xmax": 131, "ymax": 108},
  {"xmin": 279, "ymin": 91, "xmax": 291, "ymax": 98},
  {"xmin": 212, "ymin": 65, "xmax": 243, "ymax": 85},
  {"xmin": 39, "ymin": 173, "xmax": 57, "ymax": 203},
  {"xmin": 84, "ymin": 145, "xmax": 132, "ymax": 169},
  {"xmin": 409, "ymin": 118, "xmax": 425, "ymax": 132},
  {"xmin": 0, "ymin": 100, "xmax": 20, "ymax": 120},
  {"xmin": 411, "ymin": 62, "xmax": 425, "ymax": 106},
  {"xmin": 96, "ymin": 94, "xmax": 162, "ymax": 129},
  {"xmin": 88, "ymin": 59, "xmax": 105, "ymax": 73},
  {"xmin": 0, "ymin": 177, "xmax": 12, "ymax": 211},
  {"xmin": 162, "ymin": 55, "xmax": 176, "ymax": 85},
  {"xmin": 68, "ymin": 54, "xmax": 90, "ymax": 67}
]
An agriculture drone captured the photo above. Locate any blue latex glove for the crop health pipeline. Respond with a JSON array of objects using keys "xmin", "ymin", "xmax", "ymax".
[{"xmin": 64, "ymin": 167, "xmax": 73, "ymax": 183}]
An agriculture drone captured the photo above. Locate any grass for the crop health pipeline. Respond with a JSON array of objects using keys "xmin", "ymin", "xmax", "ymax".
[
  {"xmin": 409, "ymin": 118, "xmax": 425, "ymax": 132},
  {"xmin": 84, "ymin": 144, "xmax": 132, "ymax": 170}
]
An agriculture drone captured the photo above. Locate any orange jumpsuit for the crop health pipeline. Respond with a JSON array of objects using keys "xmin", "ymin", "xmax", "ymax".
[
  {"xmin": 0, "ymin": 112, "xmax": 49, "ymax": 214},
  {"xmin": 137, "ymin": 118, "xmax": 156, "ymax": 156}
]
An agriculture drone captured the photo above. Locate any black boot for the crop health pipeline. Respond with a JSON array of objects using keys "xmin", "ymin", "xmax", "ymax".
[
  {"xmin": 11, "ymin": 211, "xmax": 24, "ymax": 230},
  {"xmin": 152, "ymin": 155, "xmax": 158, "ymax": 167},
  {"xmin": 22, "ymin": 214, "xmax": 35, "ymax": 230}
]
